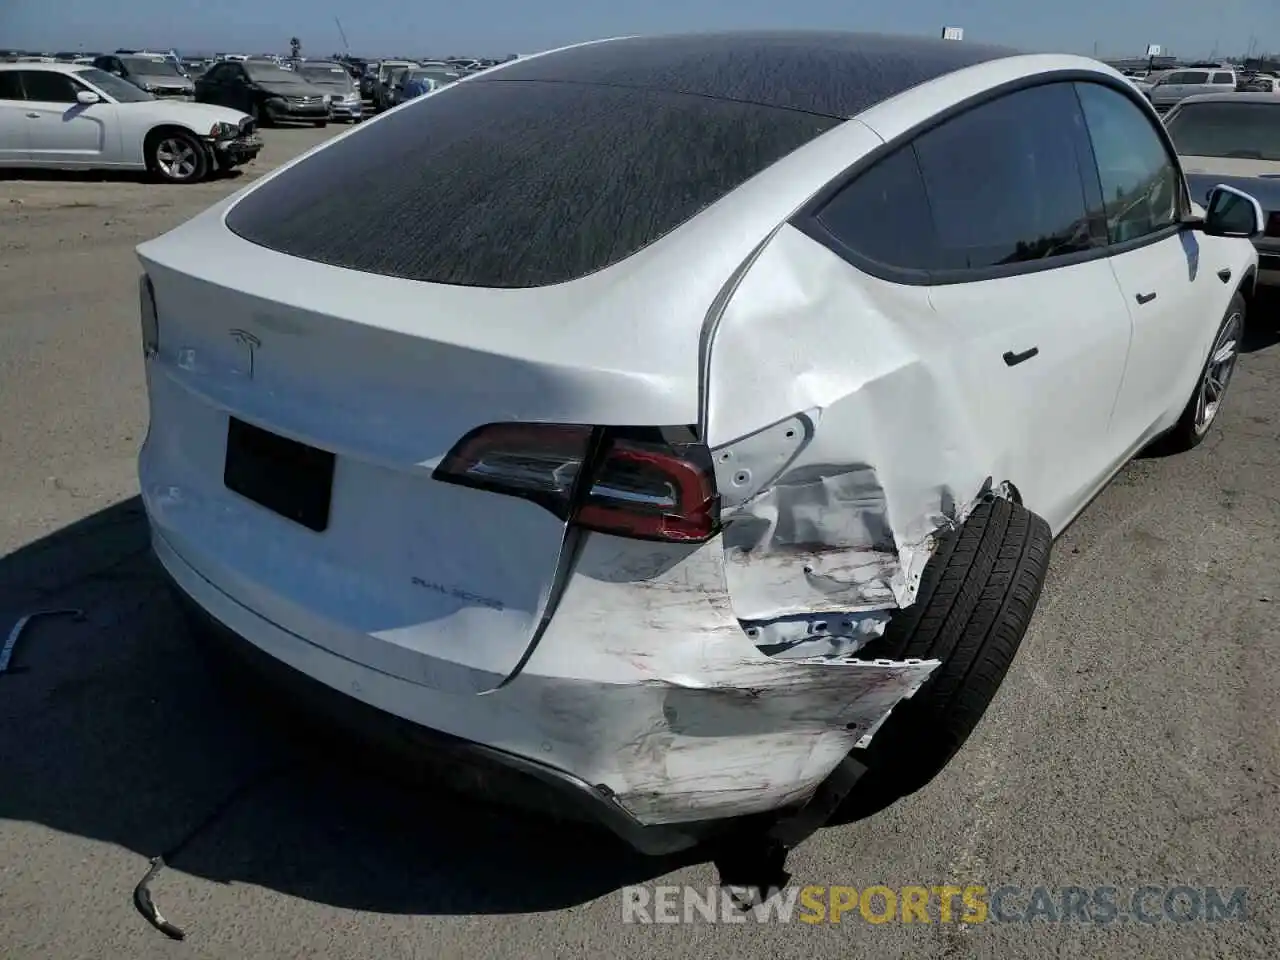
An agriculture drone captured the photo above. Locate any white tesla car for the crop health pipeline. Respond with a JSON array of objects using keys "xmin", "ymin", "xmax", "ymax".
[
  {"xmin": 136, "ymin": 32, "xmax": 1262, "ymax": 857},
  {"xmin": 0, "ymin": 62, "xmax": 260, "ymax": 183}
]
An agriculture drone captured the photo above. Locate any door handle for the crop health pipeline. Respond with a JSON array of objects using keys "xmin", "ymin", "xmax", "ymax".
[
  {"xmin": 1003, "ymin": 347, "xmax": 1039, "ymax": 367},
  {"xmin": 1217, "ymin": 268, "xmax": 1232, "ymax": 283},
  {"xmin": 1136, "ymin": 291, "xmax": 1158, "ymax": 305},
  {"xmin": 25, "ymin": 112, "xmax": 39, "ymax": 119}
]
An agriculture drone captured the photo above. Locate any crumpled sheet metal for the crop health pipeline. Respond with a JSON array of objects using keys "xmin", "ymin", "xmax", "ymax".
[
  {"xmin": 704, "ymin": 222, "xmax": 1003, "ymax": 654},
  {"xmin": 520, "ymin": 532, "xmax": 939, "ymax": 823}
]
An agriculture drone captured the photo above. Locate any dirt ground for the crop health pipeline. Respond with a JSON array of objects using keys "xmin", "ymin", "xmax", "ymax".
[{"xmin": 2, "ymin": 125, "xmax": 1280, "ymax": 959}]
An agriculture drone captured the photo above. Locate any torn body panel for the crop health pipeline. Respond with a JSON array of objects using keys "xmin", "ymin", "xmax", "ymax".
[
  {"xmin": 157, "ymin": 525, "xmax": 937, "ymax": 828},
  {"xmin": 511, "ymin": 531, "xmax": 940, "ymax": 823},
  {"xmin": 704, "ymin": 224, "xmax": 1002, "ymax": 647}
]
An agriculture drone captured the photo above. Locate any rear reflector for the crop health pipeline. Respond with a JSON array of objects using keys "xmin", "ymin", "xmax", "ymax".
[{"xmin": 434, "ymin": 423, "xmax": 719, "ymax": 542}]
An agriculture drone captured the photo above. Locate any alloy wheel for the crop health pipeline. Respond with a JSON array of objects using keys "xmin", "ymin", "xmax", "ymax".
[
  {"xmin": 1193, "ymin": 311, "xmax": 1242, "ymax": 436},
  {"xmin": 155, "ymin": 138, "xmax": 200, "ymax": 181}
]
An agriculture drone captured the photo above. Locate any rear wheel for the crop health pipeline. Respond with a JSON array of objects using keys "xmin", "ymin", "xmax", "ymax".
[
  {"xmin": 147, "ymin": 131, "xmax": 209, "ymax": 184},
  {"xmin": 832, "ymin": 496, "xmax": 1052, "ymax": 822},
  {"xmin": 313, "ymin": 119, "xmax": 328, "ymax": 128}
]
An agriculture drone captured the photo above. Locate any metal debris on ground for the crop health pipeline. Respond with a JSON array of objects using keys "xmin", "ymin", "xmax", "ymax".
[
  {"xmin": 0, "ymin": 608, "xmax": 85, "ymax": 674},
  {"xmin": 133, "ymin": 857, "xmax": 185, "ymax": 940},
  {"xmin": 132, "ymin": 763, "xmax": 292, "ymax": 940}
]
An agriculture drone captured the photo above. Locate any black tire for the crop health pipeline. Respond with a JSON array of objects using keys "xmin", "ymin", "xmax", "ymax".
[
  {"xmin": 832, "ymin": 496, "xmax": 1052, "ymax": 823},
  {"xmin": 146, "ymin": 130, "xmax": 209, "ymax": 184},
  {"xmin": 313, "ymin": 119, "xmax": 328, "ymax": 128},
  {"xmin": 1153, "ymin": 292, "xmax": 1245, "ymax": 454},
  {"xmin": 255, "ymin": 102, "xmax": 272, "ymax": 128}
]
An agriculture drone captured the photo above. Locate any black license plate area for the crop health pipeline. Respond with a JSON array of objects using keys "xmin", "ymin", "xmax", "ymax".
[{"xmin": 224, "ymin": 417, "xmax": 335, "ymax": 532}]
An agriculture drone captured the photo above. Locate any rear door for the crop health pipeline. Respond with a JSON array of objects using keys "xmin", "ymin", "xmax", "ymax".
[
  {"xmin": 0, "ymin": 72, "xmax": 31, "ymax": 164},
  {"xmin": 16, "ymin": 70, "xmax": 116, "ymax": 167},
  {"xmin": 913, "ymin": 81, "xmax": 1134, "ymax": 530},
  {"xmin": 1075, "ymin": 80, "xmax": 1218, "ymax": 444},
  {"xmin": 705, "ymin": 82, "xmax": 1134, "ymax": 627}
]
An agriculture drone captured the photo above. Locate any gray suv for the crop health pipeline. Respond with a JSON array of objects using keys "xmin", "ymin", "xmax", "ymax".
[{"xmin": 1146, "ymin": 68, "xmax": 1236, "ymax": 111}]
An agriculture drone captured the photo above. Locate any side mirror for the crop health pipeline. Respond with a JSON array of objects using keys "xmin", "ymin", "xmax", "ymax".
[
  {"xmin": 1190, "ymin": 184, "xmax": 1266, "ymax": 239},
  {"xmin": 76, "ymin": 90, "xmax": 100, "ymax": 105}
]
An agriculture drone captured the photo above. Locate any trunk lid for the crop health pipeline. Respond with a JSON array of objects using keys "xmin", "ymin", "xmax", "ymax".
[{"xmin": 137, "ymin": 215, "xmax": 727, "ymax": 693}]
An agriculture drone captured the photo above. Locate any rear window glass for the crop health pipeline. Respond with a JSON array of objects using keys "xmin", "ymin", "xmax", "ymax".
[
  {"xmin": 1166, "ymin": 101, "xmax": 1280, "ymax": 161},
  {"xmin": 224, "ymin": 80, "xmax": 838, "ymax": 288}
]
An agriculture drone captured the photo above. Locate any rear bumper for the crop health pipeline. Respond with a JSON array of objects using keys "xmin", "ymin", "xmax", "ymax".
[{"xmin": 158, "ymin": 536, "xmax": 703, "ymax": 855}]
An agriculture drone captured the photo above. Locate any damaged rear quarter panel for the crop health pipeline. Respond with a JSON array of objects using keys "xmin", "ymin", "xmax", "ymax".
[
  {"xmin": 704, "ymin": 223, "xmax": 1005, "ymax": 641},
  {"xmin": 516, "ymin": 533, "xmax": 938, "ymax": 823}
]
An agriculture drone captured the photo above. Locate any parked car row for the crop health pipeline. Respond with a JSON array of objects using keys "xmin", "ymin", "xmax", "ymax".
[
  {"xmin": 0, "ymin": 61, "xmax": 262, "ymax": 183},
  {"xmin": 192, "ymin": 58, "xmax": 356, "ymax": 126},
  {"xmin": 362, "ymin": 59, "xmax": 463, "ymax": 112},
  {"xmin": 1131, "ymin": 62, "xmax": 1280, "ymax": 110}
]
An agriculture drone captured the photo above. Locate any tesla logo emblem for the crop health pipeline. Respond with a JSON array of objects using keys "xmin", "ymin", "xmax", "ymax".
[{"xmin": 229, "ymin": 328, "xmax": 261, "ymax": 379}]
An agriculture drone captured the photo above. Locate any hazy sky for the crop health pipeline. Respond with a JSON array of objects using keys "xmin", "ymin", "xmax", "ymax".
[{"xmin": 2, "ymin": 0, "xmax": 1272, "ymax": 59}]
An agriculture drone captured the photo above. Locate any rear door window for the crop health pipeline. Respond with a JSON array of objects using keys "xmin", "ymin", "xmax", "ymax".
[
  {"xmin": 1165, "ymin": 100, "xmax": 1280, "ymax": 161},
  {"xmin": 0, "ymin": 73, "xmax": 22, "ymax": 100},
  {"xmin": 1181, "ymin": 71, "xmax": 1210, "ymax": 85},
  {"xmin": 1212, "ymin": 72, "xmax": 1234, "ymax": 85},
  {"xmin": 224, "ymin": 81, "xmax": 839, "ymax": 288},
  {"xmin": 911, "ymin": 81, "xmax": 1103, "ymax": 271}
]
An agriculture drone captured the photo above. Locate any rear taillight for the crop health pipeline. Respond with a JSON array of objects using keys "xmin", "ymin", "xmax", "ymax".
[{"xmin": 434, "ymin": 423, "xmax": 719, "ymax": 543}]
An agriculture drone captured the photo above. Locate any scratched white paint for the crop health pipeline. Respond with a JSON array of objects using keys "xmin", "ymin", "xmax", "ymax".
[{"xmin": 153, "ymin": 526, "xmax": 938, "ymax": 826}]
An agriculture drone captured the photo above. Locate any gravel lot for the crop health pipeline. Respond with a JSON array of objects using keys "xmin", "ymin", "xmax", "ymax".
[{"xmin": 2, "ymin": 125, "xmax": 1280, "ymax": 959}]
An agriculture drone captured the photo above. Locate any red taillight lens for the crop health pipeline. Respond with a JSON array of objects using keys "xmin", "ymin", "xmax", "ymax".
[
  {"xmin": 433, "ymin": 423, "xmax": 720, "ymax": 543},
  {"xmin": 575, "ymin": 433, "xmax": 718, "ymax": 542}
]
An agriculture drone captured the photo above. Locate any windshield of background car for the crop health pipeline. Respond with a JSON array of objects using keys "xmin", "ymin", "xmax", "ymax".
[
  {"xmin": 299, "ymin": 64, "xmax": 352, "ymax": 87},
  {"xmin": 1166, "ymin": 101, "xmax": 1280, "ymax": 161},
  {"xmin": 79, "ymin": 67, "xmax": 154, "ymax": 102},
  {"xmin": 245, "ymin": 62, "xmax": 304, "ymax": 83},
  {"xmin": 121, "ymin": 57, "xmax": 180, "ymax": 76},
  {"xmin": 224, "ymin": 80, "xmax": 839, "ymax": 287}
]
